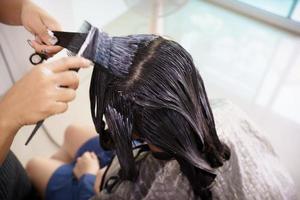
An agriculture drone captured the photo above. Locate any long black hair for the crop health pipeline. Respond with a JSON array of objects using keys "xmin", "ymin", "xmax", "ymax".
[{"xmin": 89, "ymin": 36, "xmax": 230, "ymax": 199}]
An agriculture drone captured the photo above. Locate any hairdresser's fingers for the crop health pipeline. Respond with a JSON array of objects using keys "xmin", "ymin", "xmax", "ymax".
[
  {"xmin": 31, "ymin": 35, "xmax": 62, "ymax": 56},
  {"xmin": 55, "ymin": 88, "xmax": 76, "ymax": 103},
  {"xmin": 47, "ymin": 57, "xmax": 91, "ymax": 73},
  {"xmin": 33, "ymin": 17, "xmax": 58, "ymax": 46},
  {"xmin": 28, "ymin": 17, "xmax": 54, "ymax": 45},
  {"xmin": 54, "ymin": 71, "xmax": 80, "ymax": 90},
  {"xmin": 51, "ymin": 102, "xmax": 68, "ymax": 115},
  {"xmin": 28, "ymin": 40, "xmax": 62, "ymax": 55},
  {"xmin": 22, "ymin": 0, "xmax": 61, "ymax": 44},
  {"xmin": 34, "ymin": 35, "xmax": 43, "ymax": 44},
  {"xmin": 41, "ymin": 13, "xmax": 62, "ymax": 32}
]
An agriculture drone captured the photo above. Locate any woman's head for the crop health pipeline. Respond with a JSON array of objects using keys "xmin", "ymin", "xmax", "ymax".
[{"xmin": 90, "ymin": 36, "xmax": 230, "ymax": 198}]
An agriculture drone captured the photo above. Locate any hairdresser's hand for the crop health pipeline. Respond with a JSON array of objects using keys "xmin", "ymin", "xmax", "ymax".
[
  {"xmin": 0, "ymin": 57, "xmax": 91, "ymax": 133},
  {"xmin": 21, "ymin": 0, "xmax": 62, "ymax": 55},
  {"xmin": 73, "ymin": 152, "xmax": 100, "ymax": 180}
]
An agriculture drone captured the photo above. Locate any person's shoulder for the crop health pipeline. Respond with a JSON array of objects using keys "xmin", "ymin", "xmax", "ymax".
[{"xmin": 0, "ymin": 151, "xmax": 32, "ymax": 199}]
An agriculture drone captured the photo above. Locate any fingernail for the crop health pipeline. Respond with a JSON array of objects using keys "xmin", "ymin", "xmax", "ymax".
[
  {"xmin": 49, "ymin": 36, "xmax": 58, "ymax": 45},
  {"xmin": 47, "ymin": 29, "xmax": 54, "ymax": 37},
  {"xmin": 47, "ymin": 30, "xmax": 58, "ymax": 45},
  {"xmin": 27, "ymin": 39, "xmax": 33, "ymax": 47}
]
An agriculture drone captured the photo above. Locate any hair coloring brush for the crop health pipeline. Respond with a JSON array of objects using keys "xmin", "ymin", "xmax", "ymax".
[
  {"xmin": 75, "ymin": 21, "xmax": 159, "ymax": 137},
  {"xmin": 78, "ymin": 21, "xmax": 158, "ymax": 77}
]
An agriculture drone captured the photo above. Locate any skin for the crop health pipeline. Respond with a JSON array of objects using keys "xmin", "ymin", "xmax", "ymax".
[
  {"xmin": 0, "ymin": 0, "xmax": 92, "ymax": 164},
  {"xmin": 0, "ymin": 58, "xmax": 91, "ymax": 164},
  {"xmin": 26, "ymin": 125, "xmax": 163, "ymax": 197},
  {"xmin": 73, "ymin": 152, "xmax": 99, "ymax": 179},
  {"xmin": 26, "ymin": 124, "xmax": 99, "ymax": 197},
  {"xmin": 0, "ymin": 0, "xmax": 63, "ymax": 54}
]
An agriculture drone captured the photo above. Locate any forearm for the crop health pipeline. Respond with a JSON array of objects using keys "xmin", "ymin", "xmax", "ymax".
[
  {"xmin": 0, "ymin": 101, "xmax": 19, "ymax": 165},
  {"xmin": 0, "ymin": 128, "xmax": 15, "ymax": 165},
  {"xmin": 0, "ymin": 0, "xmax": 23, "ymax": 25}
]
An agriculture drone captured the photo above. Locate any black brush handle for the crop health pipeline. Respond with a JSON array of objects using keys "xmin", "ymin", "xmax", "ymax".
[{"xmin": 25, "ymin": 120, "xmax": 44, "ymax": 145}]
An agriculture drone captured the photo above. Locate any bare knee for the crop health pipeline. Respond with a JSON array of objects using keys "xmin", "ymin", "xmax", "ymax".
[
  {"xmin": 64, "ymin": 124, "xmax": 83, "ymax": 142},
  {"xmin": 63, "ymin": 124, "xmax": 96, "ymax": 158},
  {"xmin": 64, "ymin": 124, "xmax": 96, "ymax": 144},
  {"xmin": 26, "ymin": 157, "xmax": 44, "ymax": 177},
  {"xmin": 26, "ymin": 157, "xmax": 64, "ymax": 196}
]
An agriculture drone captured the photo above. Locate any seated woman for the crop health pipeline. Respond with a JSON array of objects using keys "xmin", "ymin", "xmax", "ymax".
[
  {"xmin": 27, "ymin": 26, "xmax": 296, "ymax": 200},
  {"xmin": 26, "ymin": 124, "xmax": 114, "ymax": 200}
]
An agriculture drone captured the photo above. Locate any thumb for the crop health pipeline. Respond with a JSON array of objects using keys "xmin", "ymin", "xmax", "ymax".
[{"xmin": 32, "ymin": 17, "xmax": 57, "ymax": 45}]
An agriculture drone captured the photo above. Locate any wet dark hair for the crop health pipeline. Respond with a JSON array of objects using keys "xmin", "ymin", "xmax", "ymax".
[{"xmin": 90, "ymin": 36, "xmax": 230, "ymax": 199}]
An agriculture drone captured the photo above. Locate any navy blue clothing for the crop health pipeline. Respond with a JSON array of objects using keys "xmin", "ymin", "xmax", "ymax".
[{"xmin": 45, "ymin": 136, "xmax": 114, "ymax": 200}]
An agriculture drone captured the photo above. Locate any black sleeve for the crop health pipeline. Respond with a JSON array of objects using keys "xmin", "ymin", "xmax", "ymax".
[{"xmin": 0, "ymin": 151, "xmax": 34, "ymax": 200}]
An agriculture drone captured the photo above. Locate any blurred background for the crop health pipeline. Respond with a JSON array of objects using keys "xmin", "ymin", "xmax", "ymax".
[{"xmin": 0, "ymin": 0, "xmax": 299, "ymax": 197}]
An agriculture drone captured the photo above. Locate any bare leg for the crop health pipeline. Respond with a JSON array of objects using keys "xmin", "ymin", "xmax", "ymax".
[
  {"xmin": 51, "ymin": 148, "xmax": 72, "ymax": 163},
  {"xmin": 51, "ymin": 124, "xmax": 97, "ymax": 162},
  {"xmin": 26, "ymin": 157, "xmax": 65, "ymax": 197},
  {"xmin": 26, "ymin": 125, "xmax": 97, "ymax": 196}
]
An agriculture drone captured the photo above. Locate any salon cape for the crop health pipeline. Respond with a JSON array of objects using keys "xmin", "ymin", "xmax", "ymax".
[{"xmin": 90, "ymin": 99, "xmax": 297, "ymax": 200}]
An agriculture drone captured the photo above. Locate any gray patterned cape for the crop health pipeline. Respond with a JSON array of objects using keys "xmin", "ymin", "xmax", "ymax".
[{"xmin": 91, "ymin": 99, "xmax": 297, "ymax": 200}]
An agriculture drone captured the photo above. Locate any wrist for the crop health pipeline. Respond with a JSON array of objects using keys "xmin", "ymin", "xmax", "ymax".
[
  {"xmin": 86, "ymin": 169, "xmax": 99, "ymax": 176},
  {"xmin": 0, "ymin": 101, "xmax": 21, "ymax": 136}
]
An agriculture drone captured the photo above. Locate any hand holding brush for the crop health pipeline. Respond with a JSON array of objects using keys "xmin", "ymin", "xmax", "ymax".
[{"xmin": 26, "ymin": 21, "xmax": 159, "ymax": 144}]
